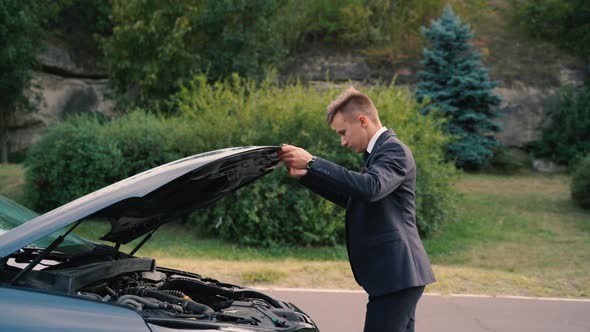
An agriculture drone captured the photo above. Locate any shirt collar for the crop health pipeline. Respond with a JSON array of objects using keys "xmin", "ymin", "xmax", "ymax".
[{"xmin": 366, "ymin": 127, "xmax": 387, "ymax": 154}]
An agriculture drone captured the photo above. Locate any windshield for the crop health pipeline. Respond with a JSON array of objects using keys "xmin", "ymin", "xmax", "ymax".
[{"xmin": 0, "ymin": 196, "xmax": 95, "ymax": 255}]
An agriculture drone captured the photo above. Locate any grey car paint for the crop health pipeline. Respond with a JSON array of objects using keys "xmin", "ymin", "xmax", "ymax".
[
  {"xmin": 0, "ymin": 287, "xmax": 150, "ymax": 332},
  {"xmin": 0, "ymin": 146, "xmax": 280, "ymax": 258}
]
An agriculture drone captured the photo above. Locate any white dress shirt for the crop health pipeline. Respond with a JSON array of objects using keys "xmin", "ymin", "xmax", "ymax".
[{"xmin": 366, "ymin": 127, "xmax": 387, "ymax": 154}]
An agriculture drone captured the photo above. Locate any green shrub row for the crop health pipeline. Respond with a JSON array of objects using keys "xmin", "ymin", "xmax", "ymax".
[
  {"xmin": 25, "ymin": 75, "xmax": 459, "ymax": 246},
  {"xmin": 24, "ymin": 113, "xmax": 183, "ymax": 212}
]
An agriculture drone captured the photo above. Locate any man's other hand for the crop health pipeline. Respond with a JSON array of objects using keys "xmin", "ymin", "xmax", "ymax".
[
  {"xmin": 279, "ymin": 144, "xmax": 312, "ymax": 169},
  {"xmin": 278, "ymin": 144, "xmax": 312, "ymax": 178}
]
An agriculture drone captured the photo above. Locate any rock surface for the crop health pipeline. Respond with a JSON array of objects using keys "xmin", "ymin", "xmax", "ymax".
[
  {"xmin": 532, "ymin": 159, "xmax": 568, "ymax": 173},
  {"xmin": 285, "ymin": 52, "xmax": 373, "ymax": 82},
  {"xmin": 493, "ymin": 82, "xmax": 552, "ymax": 148},
  {"xmin": 493, "ymin": 66, "xmax": 586, "ymax": 149},
  {"xmin": 6, "ymin": 72, "xmax": 114, "ymax": 155},
  {"xmin": 37, "ymin": 45, "xmax": 106, "ymax": 78},
  {"xmin": 5, "ymin": 44, "xmax": 112, "ymax": 158}
]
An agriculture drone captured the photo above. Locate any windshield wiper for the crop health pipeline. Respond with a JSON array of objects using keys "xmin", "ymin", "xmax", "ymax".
[{"xmin": 9, "ymin": 221, "xmax": 81, "ymax": 285}]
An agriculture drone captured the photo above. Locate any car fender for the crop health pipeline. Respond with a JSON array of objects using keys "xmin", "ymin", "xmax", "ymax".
[{"xmin": 0, "ymin": 286, "xmax": 151, "ymax": 332}]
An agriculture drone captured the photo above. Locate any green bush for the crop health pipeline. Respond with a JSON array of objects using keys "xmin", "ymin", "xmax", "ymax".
[
  {"xmin": 529, "ymin": 85, "xmax": 590, "ymax": 167},
  {"xmin": 101, "ymin": 112, "xmax": 184, "ymax": 177},
  {"xmin": 24, "ymin": 118, "xmax": 125, "ymax": 212},
  {"xmin": 25, "ymin": 75, "xmax": 458, "ymax": 246},
  {"xmin": 483, "ymin": 146, "xmax": 526, "ymax": 174},
  {"xmin": 571, "ymin": 155, "xmax": 590, "ymax": 209},
  {"xmin": 24, "ymin": 113, "xmax": 181, "ymax": 211}
]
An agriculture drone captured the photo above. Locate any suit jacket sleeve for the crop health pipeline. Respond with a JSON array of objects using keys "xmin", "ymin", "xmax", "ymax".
[
  {"xmin": 305, "ymin": 142, "xmax": 408, "ymax": 203},
  {"xmin": 300, "ymin": 172, "xmax": 349, "ymax": 208}
]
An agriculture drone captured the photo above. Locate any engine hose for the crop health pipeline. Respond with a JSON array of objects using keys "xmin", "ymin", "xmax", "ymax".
[
  {"xmin": 123, "ymin": 288, "xmax": 214, "ymax": 316},
  {"xmin": 117, "ymin": 295, "xmax": 183, "ymax": 312},
  {"xmin": 119, "ymin": 298, "xmax": 143, "ymax": 311},
  {"xmin": 160, "ymin": 289, "xmax": 187, "ymax": 299},
  {"xmin": 163, "ymin": 278, "xmax": 286, "ymax": 309}
]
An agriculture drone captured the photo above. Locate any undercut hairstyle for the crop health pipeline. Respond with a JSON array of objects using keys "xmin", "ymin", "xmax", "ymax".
[{"xmin": 326, "ymin": 86, "xmax": 379, "ymax": 124}]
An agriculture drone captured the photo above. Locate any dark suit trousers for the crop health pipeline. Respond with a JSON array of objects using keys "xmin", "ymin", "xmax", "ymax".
[{"xmin": 364, "ymin": 286, "xmax": 425, "ymax": 332}]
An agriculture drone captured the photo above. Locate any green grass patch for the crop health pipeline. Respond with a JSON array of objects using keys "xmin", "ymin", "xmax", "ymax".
[
  {"xmin": 424, "ymin": 172, "xmax": 590, "ymax": 297},
  {"xmin": 0, "ymin": 164, "xmax": 26, "ymax": 204},
  {"xmin": 241, "ymin": 269, "xmax": 287, "ymax": 284}
]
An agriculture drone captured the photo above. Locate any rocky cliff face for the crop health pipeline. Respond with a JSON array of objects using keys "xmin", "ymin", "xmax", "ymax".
[
  {"xmin": 5, "ymin": 45, "xmax": 114, "ymax": 159},
  {"xmin": 493, "ymin": 67, "xmax": 585, "ymax": 149}
]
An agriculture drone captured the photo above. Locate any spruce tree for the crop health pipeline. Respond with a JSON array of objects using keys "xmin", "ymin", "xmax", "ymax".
[{"xmin": 416, "ymin": 6, "xmax": 502, "ymax": 169}]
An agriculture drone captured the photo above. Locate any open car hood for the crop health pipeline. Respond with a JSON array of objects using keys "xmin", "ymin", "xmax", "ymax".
[{"xmin": 0, "ymin": 146, "xmax": 281, "ymax": 257}]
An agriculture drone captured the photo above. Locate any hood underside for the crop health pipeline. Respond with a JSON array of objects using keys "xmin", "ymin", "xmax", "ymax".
[{"xmin": 0, "ymin": 146, "xmax": 281, "ymax": 257}]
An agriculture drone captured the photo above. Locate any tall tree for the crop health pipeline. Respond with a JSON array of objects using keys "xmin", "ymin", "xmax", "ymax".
[
  {"xmin": 100, "ymin": 0, "xmax": 286, "ymax": 112},
  {"xmin": 416, "ymin": 6, "xmax": 502, "ymax": 169},
  {"xmin": 0, "ymin": 1, "xmax": 51, "ymax": 163}
]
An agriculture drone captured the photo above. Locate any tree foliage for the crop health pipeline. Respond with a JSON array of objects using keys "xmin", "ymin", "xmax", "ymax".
[
  {"xmin": 512, "ymin": 0, "xmax": 590, "ymax": 61},
  {"xmin": 416, "ymin": 6, "xmax": 502, "ymax": 169},
  {"xmin": 0, "ymin": 1, "xmax": 60, "ymax": 163},
  {"xmin": 49, "ymin": 0, "xmax": 112, "ymax": 54},
  {"xmin": 100, "ymin": 0, "xmax": 286, "ymax": 111},
  {"xmin": 0, "ymin": 1, "xmax": 41, "ymax": 107},
  {"xmin": 282, "ymin": 0, "xmax": 484, "ymax": 51}
]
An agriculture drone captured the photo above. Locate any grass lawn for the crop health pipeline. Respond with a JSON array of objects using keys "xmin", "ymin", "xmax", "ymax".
[
  {"xmin": 0, "ymin": 164, "xmax": 25, "ymax": 204},
  {"xmin": 425, "ymin": 173, "xmax": 590, "ymax": 298},
  {"xmin": 1, "ymin": 164, "xmax": 589, "ymax": 298}
]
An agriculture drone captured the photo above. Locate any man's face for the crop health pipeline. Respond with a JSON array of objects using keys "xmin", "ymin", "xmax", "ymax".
[{"xmin": 330, "ymin": 111, "xmax": 369, "ymax": 153}]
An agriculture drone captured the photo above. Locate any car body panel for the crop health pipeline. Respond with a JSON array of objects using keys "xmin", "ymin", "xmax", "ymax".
[
  {"xmin": 0, "ymin": 287, "xmax": 150, "ymax": 332},
  {"xmin": 0, "ymin": 146, "xmax": 280, "ymax": 257}
]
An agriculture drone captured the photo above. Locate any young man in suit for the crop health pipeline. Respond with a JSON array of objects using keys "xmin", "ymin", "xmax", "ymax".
[{"xmin": 278, "ymin": 87, "xmax": 436, "ymax": 332}]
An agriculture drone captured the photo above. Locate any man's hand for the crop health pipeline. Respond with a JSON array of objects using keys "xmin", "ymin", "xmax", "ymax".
[{"xmin": 278, "ymin": 144, "xmax": 313, "ymax": 178}]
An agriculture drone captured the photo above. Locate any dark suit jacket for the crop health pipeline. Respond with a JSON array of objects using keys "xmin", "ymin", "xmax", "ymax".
[{"xmin": 300, "ymin": 129, "xmax": 436, "ymax": 296}]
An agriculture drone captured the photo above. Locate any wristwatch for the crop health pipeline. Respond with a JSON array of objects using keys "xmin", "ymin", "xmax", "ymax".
[{"xmin": 306, "ymin": 156, "xmax": 316, "ymax": 170}]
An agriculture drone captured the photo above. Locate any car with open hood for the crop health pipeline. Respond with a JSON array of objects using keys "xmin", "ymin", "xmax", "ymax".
[{"xmin": 0, "ymin": 146, "xmax": 319, "ymax": 332}]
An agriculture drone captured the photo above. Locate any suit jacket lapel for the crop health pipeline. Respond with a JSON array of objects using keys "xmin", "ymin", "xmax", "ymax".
[{"xmin": 362, "ymin": 129, "xmax": 396, "ymax": 169}]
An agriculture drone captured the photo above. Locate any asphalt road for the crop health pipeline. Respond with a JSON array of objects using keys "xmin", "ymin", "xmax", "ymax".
[{"xmin": 263, "ymin": 288, "xmax": 590, "ymax": 332}]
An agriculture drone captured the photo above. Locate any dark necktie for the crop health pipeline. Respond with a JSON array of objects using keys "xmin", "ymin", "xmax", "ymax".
[{"xmin": 363, "ymin": 151, "xmax": 370, "ymax": 163}]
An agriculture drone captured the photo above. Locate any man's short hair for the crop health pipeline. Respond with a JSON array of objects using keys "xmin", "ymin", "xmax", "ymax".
[{"xmin": 326, "ymin": 86, "xmax": 378, "ymax": 124}]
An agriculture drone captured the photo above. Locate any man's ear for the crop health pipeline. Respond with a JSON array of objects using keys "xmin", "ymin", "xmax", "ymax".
[{"xmin": 358, "ymin": 114, "xmax": 368, "ymax": 127}]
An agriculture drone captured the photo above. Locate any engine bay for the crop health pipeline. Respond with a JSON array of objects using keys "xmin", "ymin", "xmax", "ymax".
[{"xmin": 1, "ymin": 254, "xmax": 316, "ymax": 331}]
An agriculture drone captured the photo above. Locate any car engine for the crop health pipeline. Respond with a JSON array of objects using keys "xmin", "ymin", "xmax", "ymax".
[
  {"xmin": 73, "ymin": 265, "xmax": 315, "ymax": 330},
  {"xmin": 2, "ymin": 253, "xmax": 316, "ymax": 331}
]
